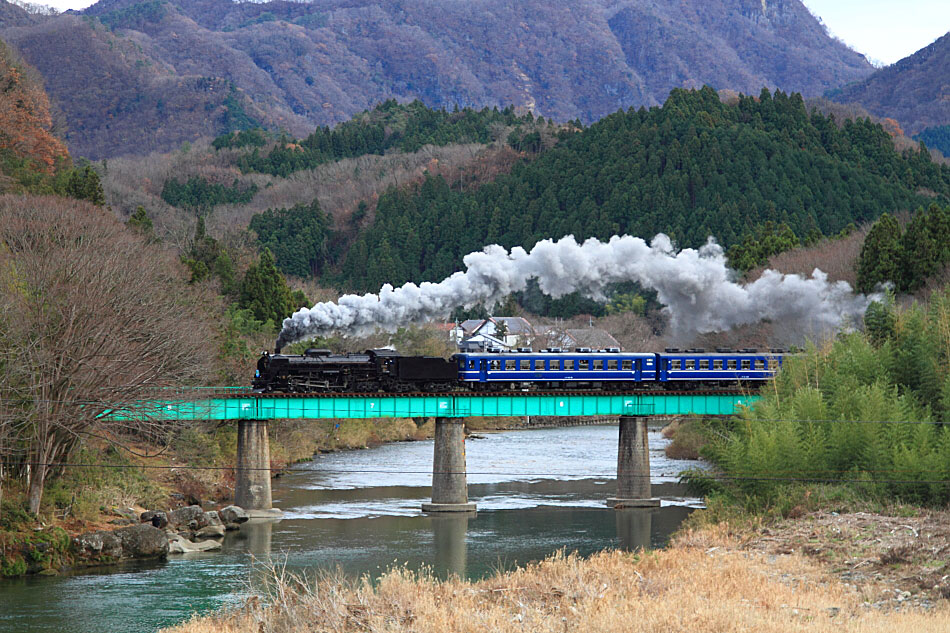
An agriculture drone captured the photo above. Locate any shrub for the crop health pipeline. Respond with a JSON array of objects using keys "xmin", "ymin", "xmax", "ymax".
[{"xmin": 697, "ymin": 319, "xmax": 950, "ymax": 509}]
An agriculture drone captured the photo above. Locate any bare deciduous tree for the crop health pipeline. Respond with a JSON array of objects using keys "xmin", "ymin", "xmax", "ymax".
[{"xmin": 0, "ymin": 195, "xmax": 215, "ymax": 514}]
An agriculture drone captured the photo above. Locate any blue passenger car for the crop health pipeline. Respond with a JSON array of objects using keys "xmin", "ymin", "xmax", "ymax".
[
  {"xmin": 455, "ymin": 349, "xmax": 657, "ymax": 389},
  {"xmin": 656, "ymin": 349, "xmax": 786, "ymax": 385}
]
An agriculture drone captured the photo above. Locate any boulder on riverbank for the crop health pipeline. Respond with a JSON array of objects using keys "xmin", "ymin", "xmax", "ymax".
[
  {"xmin": 150, "ymin": 504, "xmax": 246, "ymax": 543},
  {"xmin": 167, "ymin": 505, "xmax": 210, "ymax": 531},
  {"xmin": 167, "ymin": 534, "xmax": 223, "ymax": 554},
  {"xmin": 73, "ymin": 524, "xmax": 167, "ymax": 564},
  {"xmin": 72, "ymin": 530, "xmax": 124, "ymax": 562},
  {"xmin": 134, "ymin": 504, "xmax": 253, "ymax": 555},
  {"xmin": 219, "ymin": 505, "xmax": 249, "ymax": 528},
  {"xmin": 194, "ymin": 525, "xmax": 226, "ymax": 539},
  {"xmin": 115, "ymin": 524, "xmax": 169, "ymax": 558},
  {"xmin": 140, "ymin": 510, "xmax": 168, "ymax": 529}
]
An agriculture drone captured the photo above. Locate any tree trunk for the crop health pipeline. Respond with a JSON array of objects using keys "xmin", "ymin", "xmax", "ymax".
[{"xmin": 27, "ymin": 453, "xmax": 47, "ymax": 516}]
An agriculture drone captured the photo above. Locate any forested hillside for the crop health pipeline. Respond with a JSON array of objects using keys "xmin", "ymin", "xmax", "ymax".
[
  {"xmin": 830, "ymin": 32, "xmax": 950, "ymax": 146},
  {"xmin": 0, "ymin": 0, "xmax": 871, "ymax": 159},
  {"xmin": 333, "ymin": 87, "xmax": 950, "ymax": 292},
  {"xmin": 237, "ymin": 99, "xmax": 539, "ymax": 177}
]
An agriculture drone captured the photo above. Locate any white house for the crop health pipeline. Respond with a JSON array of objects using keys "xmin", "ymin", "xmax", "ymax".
[{"xmin": 458, "ymin": 316, "xmax": 535, "ymax": 350}]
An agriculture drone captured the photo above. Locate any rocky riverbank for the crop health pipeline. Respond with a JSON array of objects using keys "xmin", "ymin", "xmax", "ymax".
[
  {"xmin": 1, "ymin": 504, "xmax": 256, "ymax": 577},
  {"xmin": 0, "ymin": 415, "xmax": 578, "ymax": 579}
]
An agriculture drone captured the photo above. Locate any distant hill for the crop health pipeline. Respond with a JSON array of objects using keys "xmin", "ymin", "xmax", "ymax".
[
  {"xmin": 0, "ymin": 0, "xmax": 37, "ymax": 28},
  {"xmin": 829, "ymin": 32, "xmax": 950, "ymax": 142},
  {"xmin": 0, "ymin": 0, "xmax": 871, "ymax": 159}
]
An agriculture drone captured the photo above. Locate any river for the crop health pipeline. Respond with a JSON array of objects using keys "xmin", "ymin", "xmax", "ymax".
[{"xmin": 0, "ymin": 423, "xmax": 704, "ymax": 633}]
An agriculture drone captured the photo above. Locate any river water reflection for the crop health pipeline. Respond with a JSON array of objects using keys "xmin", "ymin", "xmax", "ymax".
[{"xmin": 0, "ymin": 424, "xmax": 703, "ymax": 633}]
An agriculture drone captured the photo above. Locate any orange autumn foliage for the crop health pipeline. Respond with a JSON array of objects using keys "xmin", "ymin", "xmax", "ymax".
[
  {"xmin": 0, "ymin": 41, "xmax": 68, "ymax": 173},
  {"xmin": 881, "ymin": 117, "xmax": 904, "ymax": 138}
]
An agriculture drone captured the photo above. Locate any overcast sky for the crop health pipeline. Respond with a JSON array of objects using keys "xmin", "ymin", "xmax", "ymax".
[
  {"xmin": 37, "ymin": 0, "xmax": 950, "ymax": 67},
  {"xmin": 802, "ymin": 0, "xmax": 949, "ymax": 65}
]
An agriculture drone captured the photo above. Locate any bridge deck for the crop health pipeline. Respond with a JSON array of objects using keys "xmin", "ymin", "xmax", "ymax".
[{"xmin": 116, "ymin": 390, "xmax": 760, "ymax": 421}]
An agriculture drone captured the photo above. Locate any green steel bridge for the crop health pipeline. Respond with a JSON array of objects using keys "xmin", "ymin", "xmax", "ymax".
[
  {"xmin": 112, "ymin": 389, "xmax": 761, "ymax": 514},
  {"xmin": 117, "ymin": 389, "xmax": 760, "ymax": 421}
]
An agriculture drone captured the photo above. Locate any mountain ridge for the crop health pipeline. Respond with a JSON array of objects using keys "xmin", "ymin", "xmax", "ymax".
[
  {"xmin": 829, "ymin": 31, "xmax": 950, "ymax": 136},
  {"xmin": 0, "ymin": 0, "xmax": 872, "ymax": 159}
]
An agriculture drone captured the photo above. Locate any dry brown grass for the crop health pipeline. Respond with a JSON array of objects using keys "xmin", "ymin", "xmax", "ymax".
[
  {"xmin": 165, "ymin": 523, "xmax": 948, "ymax": 633},
  {"xmin": 662, "ymin": 417, "xmax": 706, "ymax": 460},
  {"xmin": 752, "ymin": 227, "xmax": 870, "ymax": 287}
]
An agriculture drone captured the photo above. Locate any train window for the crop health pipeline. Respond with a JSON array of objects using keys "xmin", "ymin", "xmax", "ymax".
[
  {"xmin": 670, "ymin": 359, "xmax": 681, "ymax": 370},
  {"xmin": 769, "ymin": 359, "xmax": 779, "ymax": 370},
  {"xmin": 741, "ymin": 360, "xmax": 751, "ymax": 370},
  {"xmin": 700, "ymin": 360, "xmax": 709, "ymax": 370},
  {"xmin": 713, "ymin": 359, "xmax": 723, "ymax": 370},
  {"xmin": 608, "ymin": 359, "xmax": 618, "ymax": 370},
  {"xmin": 490, "ymin": 360, "xmax": 501, "ymax": 370},
  {"xmin": 621, "ymin": 360, "xmax": 632, "ymax": 370},
  {"xmin": 505, "ymin": 359, "xmax": 516, "ymax": 370},
  {"xmin": 520, "ymin": 360, "xmax": 530, "ymax": 370},
  {"xmin": 579, "ymin": 359, "xmax": 590, "ymax": 370},
  {"xmin": 685, "ymin": 359, "xmax": 695, "ymax": 370},
  {"xmin": 468, "ymin": 360, "xmax": 477, "ymax": 369},
  {"xmin": 564, "ymin": 359, "xmax": 575, "ymax": 370},
  {"xmin": 593, "ymin": 360, "xmax": 603, "ymax": 370},
  {"xmin": 728, "ymin": 360, "xmax": 737, "ymax": 370}
]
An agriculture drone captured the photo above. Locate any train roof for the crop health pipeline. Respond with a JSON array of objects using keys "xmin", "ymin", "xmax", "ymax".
[
  {"xmin": 456, "ymin": 350, "xmax": 653, "ymax": 357},
  {"xmin": 660, "ymin": 348, "xmax": 788, "ymax": 356},
  {"xmin": 455, "ymin": 349, "xmax": 789, "ymax": 357}
]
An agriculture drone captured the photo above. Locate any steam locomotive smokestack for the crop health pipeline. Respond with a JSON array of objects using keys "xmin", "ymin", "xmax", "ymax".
[
  {"xmin": 276, "ymin": 233, "xmax": 880, "ymax": 347},
  {"xmin": 274, "ymin": 343, "xmax": 282, "ymax": 355}
]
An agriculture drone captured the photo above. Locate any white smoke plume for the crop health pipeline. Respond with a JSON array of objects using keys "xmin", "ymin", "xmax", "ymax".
[{"xmin": 277, "ymin": 234, "xmax": 877, "ymax": 349}]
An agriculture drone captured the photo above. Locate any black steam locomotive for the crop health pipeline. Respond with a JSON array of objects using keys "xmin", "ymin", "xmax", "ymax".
[{"xmin": 253, "ymin": 348, "xmax": 457, "ymax": 393}]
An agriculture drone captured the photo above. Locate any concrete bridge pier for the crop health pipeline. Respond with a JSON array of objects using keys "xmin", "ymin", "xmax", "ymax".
[
  {"xmin": 607, "ymin": 416, "xmax": 660, "ymax": 508},
  {"xmin": 235, "ymin": 420, "xmax": 283, "ymax": 518},
  {"xmin": 422, "ymin": 417, "xmax": 476, "ymax": 513}
]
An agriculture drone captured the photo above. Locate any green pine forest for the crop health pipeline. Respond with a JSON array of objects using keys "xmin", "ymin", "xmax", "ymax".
[
  {"xmin": 333, "ymin": 88, "xmax": 949, "ymax": 292},
  {"xmin": 915, "ymin": 125, "xmax": 950, "ymax": 158}
]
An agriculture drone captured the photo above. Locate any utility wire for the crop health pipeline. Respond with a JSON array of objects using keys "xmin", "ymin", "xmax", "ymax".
[{"xmin": 4, "ymin": 461, "xmax": 950, "ymax": 486}]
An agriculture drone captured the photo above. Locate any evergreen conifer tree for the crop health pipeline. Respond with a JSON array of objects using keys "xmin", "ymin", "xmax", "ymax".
[
  {"xmin": 899, "ymin": 212, "xmax": 939, "ymax": 292},
  {"xmin": 64, "ymin": 165, "xmax": 105, "ymax": 205},
  {"xmin": 127, "ymin": 205, "xmax": 154, "ymax": 237},
  {"xmin": 238, "ymin": 248, "xmax": 295, "ymax": 329},
  {"xmin": 856, "ymin": 213, "xmax": 902, "ymax": 293}
]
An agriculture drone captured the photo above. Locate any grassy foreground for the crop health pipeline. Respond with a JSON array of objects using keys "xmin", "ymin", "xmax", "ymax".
[{"xmin": 166, "ymin": 523, "xmax": 948, "ymax": 633}]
